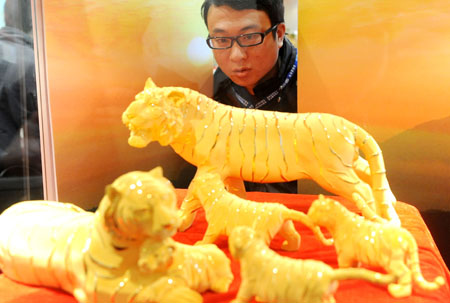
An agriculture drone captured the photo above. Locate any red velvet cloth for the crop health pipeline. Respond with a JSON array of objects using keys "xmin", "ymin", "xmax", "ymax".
[{"xmin": 1, "ymin": 191, "xmax": 449, "ymax": 303}]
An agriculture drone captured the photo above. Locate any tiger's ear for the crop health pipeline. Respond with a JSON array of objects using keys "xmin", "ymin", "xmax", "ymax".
[
  {"xmin": 167, "ymin": 90, "xmax": 186, "ymax": 107},
  {"xmin": 149, "ymin": 166, "xmax": 164, "ymax": 179},
  {"xmin": 229, "ymin": 227, "xmax": 254, "ymax": 255},
  {"xmin": 104, "ymin": 185, "xmax": 121, "ymax": 224},
  {"xmin": 106, "ymin": 185, "xmax": 121, "ymax": 203},
  {"xmin": 145, "ymin": 78, "xmax": 157, "ymax": 89}
]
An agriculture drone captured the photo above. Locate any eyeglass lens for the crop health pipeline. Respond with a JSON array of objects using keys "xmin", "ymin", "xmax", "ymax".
[
  {"xmin": 209, "ymin": 33, "xmax": 263, "ymax": 49},
  {"xmin": 207, "ymin": 24, "xmax": 278, "ymax": 49}
]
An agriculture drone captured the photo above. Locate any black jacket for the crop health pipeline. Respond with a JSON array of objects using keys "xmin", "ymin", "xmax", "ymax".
[
  {"xmin": 212, "ymin": 38, "xmax": 298, "ymax": 193},
  {"xmin": 0, "ymin": 26, "xmax": 40, "ymax": 175}
]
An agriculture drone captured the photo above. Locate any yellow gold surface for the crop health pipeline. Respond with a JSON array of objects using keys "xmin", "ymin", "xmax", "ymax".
[
  {"xmin": 183, "ymin": 171, "xmax": 332, "ymax": 250},
  {"xmin": 229, "ymin": 226, "xmax": 395, "ymax": 303},
  {"xmin": 307, "ymin": 195, "xmax": 445, "ymax": 298},
  {"xmin": 0, "ymin": 167, "xmax": 231, "ymax": 303},
  {"xmin": 122, "ymin": 78, "xmax": 401, "ymax": 229}
]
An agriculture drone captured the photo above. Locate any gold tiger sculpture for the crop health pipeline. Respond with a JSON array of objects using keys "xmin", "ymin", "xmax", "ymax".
[
  {"xmin": 122, "ymin": 78, "xmax": 400, "ymax": 230},
  {"xmin": 307, "ymin": 195, "xmax": 445, "ymax": 298},
  {"xmin": 0, "ymin": 167, "xmax": 232, "ymax": 303},
  {"xmin": 228, "ymin": 226, "xmax": 396, "ymax": 303},
  {"xmin": 183, "ymin": 170, "xmax": 332, "ymax": 250},
  {"xmin": 139, "ymin": 238, "xmax": 233, "ymax": 293}
]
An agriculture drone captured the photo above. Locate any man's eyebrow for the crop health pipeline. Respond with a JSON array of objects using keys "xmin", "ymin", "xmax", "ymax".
[
  {"xmin": 211, "ymin": 28, "xmax": 227, "ymax": 34},
  {"xmin": 240, "ymin": 25, "xmax": 260, "ymax": 32},
  {"xmin": 211, "ymin": 25, "xmax": 260, "ymax": 35}
]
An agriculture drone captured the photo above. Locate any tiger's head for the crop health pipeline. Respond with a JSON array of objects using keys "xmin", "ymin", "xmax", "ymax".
[
  {"xmin": 122, "ymin": 78, "xmax": 185, "ymax": 148},
  {"xmin": 228, "ymin": 226, "xmax": 262, "ymax": 260},
  {"xmin": 307, "ymin": 195, "xmax": 343, "ymax": 227},
  {"xmin": 98, "ymin": 166, "xmax": 180, "ymax": 248}
]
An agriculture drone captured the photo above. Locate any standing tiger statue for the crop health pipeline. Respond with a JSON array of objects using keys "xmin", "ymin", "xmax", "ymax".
[
  {"xmin": 122, "ymin": 78, "xmax": 400, "ymax": 230},
  {"xmin": 0, "ymin": 167, "xmax": 231, "ymax": 303}
]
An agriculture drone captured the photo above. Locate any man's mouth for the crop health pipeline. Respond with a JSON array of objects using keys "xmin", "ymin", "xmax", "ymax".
[{"xmin": 233, "ymin": 67, "xmax": 250, "ymax": 77}]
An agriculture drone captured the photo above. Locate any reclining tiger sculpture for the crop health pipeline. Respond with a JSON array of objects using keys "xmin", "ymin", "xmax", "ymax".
[
  {"xmin": 122, "ymin": 78, "xmax": 400, "ymax": 230},
  {"xmin": 0, "ymin": 167, "xmax": 231, "ymax": 303},
  {"xmin": 138, "ymin": 238, "xmax": 233, "ymax": 294}
]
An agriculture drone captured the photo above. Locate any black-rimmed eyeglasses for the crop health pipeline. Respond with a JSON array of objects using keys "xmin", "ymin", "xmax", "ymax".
[{"xmin": 206, "ymin": 24, "xmax": 279, "ymax": 50}]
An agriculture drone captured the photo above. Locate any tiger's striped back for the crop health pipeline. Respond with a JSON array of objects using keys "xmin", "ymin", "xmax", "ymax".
[{"xmin": 0, "ymin": 201, "xmax": 91, "ymax": 293}]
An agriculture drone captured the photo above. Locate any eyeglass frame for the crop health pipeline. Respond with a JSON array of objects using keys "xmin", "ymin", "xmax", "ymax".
[{"xmin": 206, "ymin": 23, "xmax": 280, "ymax": 50}]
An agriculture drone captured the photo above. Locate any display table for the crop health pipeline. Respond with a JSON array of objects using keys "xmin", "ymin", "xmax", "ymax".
[{"xmin": 1, "ymin": 190, "xmax": 449, "ymax": 303}]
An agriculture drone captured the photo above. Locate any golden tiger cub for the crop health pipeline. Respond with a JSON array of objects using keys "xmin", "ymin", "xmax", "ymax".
[
  {"xmin": 183, "ymin": 170, "xmax": 332, "ymax": 251},
  {"xmin": 228, "ymin": 226, "xmax": 396, "ymax": 303},
  {"xmin": 307, "ymin": 195, "xmax": 445, "ymax": 298}
]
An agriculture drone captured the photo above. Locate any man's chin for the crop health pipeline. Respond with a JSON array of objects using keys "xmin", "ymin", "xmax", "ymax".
[{"xmin": 229, "ymin": 77, "xmax": 256, "ymax": 93}]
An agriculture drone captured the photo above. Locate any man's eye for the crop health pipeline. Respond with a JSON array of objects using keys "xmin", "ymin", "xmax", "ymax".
[
  {"xmin": 242, "ymin": 34, "xmax": 258, "ymax": 41},
  {"xmin": 215, "ymin": 38, "xmax": 229, "ymax": 44}
]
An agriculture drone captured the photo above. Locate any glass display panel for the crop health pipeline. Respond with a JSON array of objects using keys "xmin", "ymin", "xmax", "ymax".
[
  {"xmin": 298, "ymin": 0, "xmax": 450, "ymax": 212},
  {"xmin": 0, "ymin": 0, "xmax": 43, "ymax": 212},
  {"xmin": 42, "ymin": 0, "xmax": 298, "ymax": 209}
]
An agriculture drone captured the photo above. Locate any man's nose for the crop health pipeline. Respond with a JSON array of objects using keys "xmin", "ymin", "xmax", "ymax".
[{"xmin": 229, "ymin": 42, "xmax": 247, "ymax": 61}]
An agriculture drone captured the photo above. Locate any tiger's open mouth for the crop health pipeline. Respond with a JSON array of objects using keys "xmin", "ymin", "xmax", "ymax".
[
  {"xmin": 122, "ymin": 109, "xmax": 153, "ymax": 148},
  {"xmin": 127, "ymin": 127, "xmax": 151, "ymax": 148}
]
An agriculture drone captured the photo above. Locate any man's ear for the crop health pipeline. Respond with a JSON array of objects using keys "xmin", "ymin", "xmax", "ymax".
[{"xmin": 276, "ymin": 23, "xmax": 286, "ymax": 48}]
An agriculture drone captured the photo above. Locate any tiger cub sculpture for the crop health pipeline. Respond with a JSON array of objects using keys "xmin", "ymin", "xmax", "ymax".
[
  {"xmin": 228, "ymin": 226, "xmax": 396, "ymax": 303},
  {"xmin": 122, "ymin": 78, "xmax": 400, "ymax": 230},
  {"xmin": 184, "ymin": 170, "xmax": 332, "ymax": 251},
  {"xmin": 0, "ymin": 167, "xmax": 231, "ymax": 303},
  {"xmin": 139, "ymin": 238, "xmax": 233, "ymax": 293},
  {"xmin": 307, "ymin": 195, "xmax": 445, "ymax": 298}
]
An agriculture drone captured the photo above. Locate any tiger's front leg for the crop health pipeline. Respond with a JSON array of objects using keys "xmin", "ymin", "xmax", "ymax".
[
  {"xmin": 178, "ymin": 166, "xmax": 219, "ymax": 231},
  {"xmin": 386, "ymin": 254, "xmax": 413, "ymax": 298},
  {"xmin": 178, "ymin": 180, "xmax": 203, "ymax": 231},
  {"xmin": 278, "ymin": 220, "xmax": 301, "ymax": 251},
  {"xmin": 178, "ymin": 191, "xmax": 200, "ymax": 232},
  {"xmin": 178, "ymin": 165, "xmax": 225, "ymax": 231},
  {"xmin": 195, "ymin": 226, "xmax": 220, "ymax": 245},
  {"xmin": 232, "ymin": 279, "xmax": 254, "ymax": 303}
]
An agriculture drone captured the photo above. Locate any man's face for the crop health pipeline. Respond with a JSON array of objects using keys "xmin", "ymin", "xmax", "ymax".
[{"xmin": 207, "ymin": 5, "xmax": 285, "ymax": 94}]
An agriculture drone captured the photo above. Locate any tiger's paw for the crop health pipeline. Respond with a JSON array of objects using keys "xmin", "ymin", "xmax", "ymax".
[
  {"xmin": 281, "ymin": 239, "xmax": 300, "ymax": 251},
  {"xmin": 388, "ymin": 283, "xmax": 412, "ymax": 298},
  {"xmin": 178, "ymin": 211, "xmax": 196, "ymax": 232}
]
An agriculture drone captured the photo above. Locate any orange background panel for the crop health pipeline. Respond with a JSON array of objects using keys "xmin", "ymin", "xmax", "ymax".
[
  {"xmin": 298, "ymin": 0, "xmax": 450, "ymax": 210},
  {"xmin": 44, "ymin": 0, "xmax": 449, "ymax": 211},
  {"xmin": 44, "ymin": 0, "xmax": 212, "ymax": 208}
]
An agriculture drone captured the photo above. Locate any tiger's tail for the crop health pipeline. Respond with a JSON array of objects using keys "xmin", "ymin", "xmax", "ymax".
[
  {"xmin": 285, "ymin": 209, "xmax": 334, "ymax": 246},
  {"xmin": 331, "ymin": 267, "xmax": 396, "ymax": 285},
  {"xmin": 352, "ymin": 123, "xmax": 400, "ymax": 226}
]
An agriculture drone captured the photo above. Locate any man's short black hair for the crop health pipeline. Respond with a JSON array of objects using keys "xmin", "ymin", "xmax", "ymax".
[{"xmin": 201, "ymin": 0, "xmax": 285, "ymax": 28}]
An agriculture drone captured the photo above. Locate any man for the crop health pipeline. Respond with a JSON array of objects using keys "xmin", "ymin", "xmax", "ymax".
[{"xmin": 201, "ymin": 0, "xmax": 298, "ymax": 193}]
